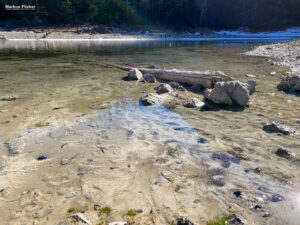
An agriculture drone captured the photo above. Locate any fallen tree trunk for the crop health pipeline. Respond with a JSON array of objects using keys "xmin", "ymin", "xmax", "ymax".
[{"xmin": 108, "ymin": 64, "xmax": 232, "ymax": 89}]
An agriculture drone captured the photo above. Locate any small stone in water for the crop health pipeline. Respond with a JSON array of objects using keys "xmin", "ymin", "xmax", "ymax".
[
  {"xmin": 37, "ymin": 156, "xmax": 47, "ymax": 161},
  {"xmin": 271, "ymin": 194, "xmax": 285, "ymax": 202},
  {"xmin": 0, "ymin": 166, "xmax": 4, "ymax": 171},
  {"xmin": 61, "ymin": 159, "xmax": 71, "ymax": 165},
  {"xmin": 198, "ymin": 138, "xmax": 206, "ymax": 144},
  {"xmin": 263, "ymin": 212, "xmax": 271, "ymax": 218},
  {"xmin": 255, "ymin": 167, "xmax": 262, "ymax": 173},
  {"xmin": 244, "ymin": 168, "xmax": 250, "ymax": 173},
  {"xmin": 234, "ymin": 190, "xmax": 242, "ymax": 197}
]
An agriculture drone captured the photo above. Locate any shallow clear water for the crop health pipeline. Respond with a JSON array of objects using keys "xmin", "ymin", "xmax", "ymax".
[{"xmin": 0, "ymin": 39, "xmax": 300, "ymax": 224}]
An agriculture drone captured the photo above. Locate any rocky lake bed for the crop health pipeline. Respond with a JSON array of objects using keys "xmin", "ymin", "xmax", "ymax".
[{"xmin": 0, "ymin": 37, "xmax": 299, "ymax": 225}]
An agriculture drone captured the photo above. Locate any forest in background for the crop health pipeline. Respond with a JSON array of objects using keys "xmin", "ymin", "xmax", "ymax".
[{"xmin": 0, "ymin": 0, "xmax": 300, "ymax": 31}]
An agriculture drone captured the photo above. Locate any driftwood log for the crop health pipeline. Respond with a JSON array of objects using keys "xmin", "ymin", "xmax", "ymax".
[{"xmin": 108, "ymin": 64, "xmax": 232, "ymax": 89}]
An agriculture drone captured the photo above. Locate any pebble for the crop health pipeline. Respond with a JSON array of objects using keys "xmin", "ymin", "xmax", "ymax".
[
  {"xmin": 109, "ymin": 222, "xmax": 127, "ymax": 225},
  {"xmin": 245, "ymin": 74, "xmax": 256, "ymax": 78},
  {"xmin": 271, "ymin": 194, "xmax": 285, "ymax": 202},
  {"xmin": 37, "ymin": 156, "xmax": 47, "ymax": 161},
  {"xmin": 296, "ymin": 119, "xmax": 300, "ymax": 124},
  {"xmin": 254, "ymin": 167, "xmax": 262, "ymax": 173},
  {"xmin": 270, "ymin": 72, "xmax": 277, "ymax": 75},
  {"xmin": 0, "ymin": 166, "xmax": 4, "ymax": 171},
  {"xmin": 263, "ymin": 212, "xmax": 271, "ymax": 218}
]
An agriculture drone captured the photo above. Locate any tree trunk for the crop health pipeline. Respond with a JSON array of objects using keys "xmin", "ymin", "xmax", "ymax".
[{"xmin": 108, "ymin": 64, "xmax": 232, "ymax": 89}]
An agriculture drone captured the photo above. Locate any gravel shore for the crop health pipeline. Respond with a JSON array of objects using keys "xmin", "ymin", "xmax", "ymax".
[{"xmin": 246, "ymin": 39, "xmax": 300, "ymax": 74}]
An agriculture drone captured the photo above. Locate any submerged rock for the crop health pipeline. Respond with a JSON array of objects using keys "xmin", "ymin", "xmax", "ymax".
[
  {"xmin": 1, "ymin": 95, "xmax": 17, "ymax": 101},
  {"xmin": 140, "ymin": 93, "xmax": 161, "ymax": 106},
  {"xmin": 277, "ymin": 75, "xmax": 300, "ymax": 92},
  {"xmin": 4, "ymin": 139, "xmax": 25, "ymax": 155},
  {"xmin": 263, "ymin": 121, "xmax": 298, "ymax": 135},
  {"xmin": 183, "ymin": 98, "xmax": 204, "ymax": 108},
  {"xmin": 205, "ymin": 81, "xmax": 250, "ymax": 107},
  {"xmin": 275, "ymin": 148, "xmax": 296, "ymax": 159},
  {"xmin": 143, "ymin": 73, "xmax": 156, "ymax": 83},
  {"xmin": 61, "ymin": 159, "xmax": 71, "ymax": 165},
  {"xmin": 155, "ymin": 83, "xmax": 173, "ymax": 94},
  {"xmin": 128, "ymin": 68, "xmax": 143, "ymax": 80}
]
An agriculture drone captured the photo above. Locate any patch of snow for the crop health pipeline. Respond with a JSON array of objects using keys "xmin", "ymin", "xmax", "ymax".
[{"xmin": 215, "ymin": 27, "xmax": 300, "ymax": 38}]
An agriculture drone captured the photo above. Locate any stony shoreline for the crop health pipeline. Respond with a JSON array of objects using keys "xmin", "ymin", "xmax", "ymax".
[{"xmin": 246, "ymin": 39, "xmax": 300, "ymax": 74}]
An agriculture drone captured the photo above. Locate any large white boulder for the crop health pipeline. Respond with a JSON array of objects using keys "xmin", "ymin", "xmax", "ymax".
[{"xmin": 205, "ymin": 81, "xmax": 250, "ymax": 107}]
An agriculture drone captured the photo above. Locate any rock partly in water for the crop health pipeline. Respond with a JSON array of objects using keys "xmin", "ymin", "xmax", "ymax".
[
  {"xmin": 277, "ymin": 75, "xmax": 300, "ymax": 92},
  {"xmin": 246, "ymin": 80, "xmax": 257, "ymax": 95},
  {"xmin": 143, "ymin": 73, "xmax": 156, "ymax": 83},
  {"xmin": 1, "ymin": 95, "xmax": 17, "ymax": 101},
  {"xmin": 275, "ymin": 148, "xmax": 296, "ymax": 159},
  {"xmin": 140, "ymin": 93, "xmax": 161, "ymax": 106},
  {"xmin": 183, "ymin": 98, "xmax": 204, "ymax": 108},
  {"xmin": 263, "ymin": 121, "xmax": 298, "ymax": 135},
  {"xmin": 4, "ymin": 139, "xmax": 25, "ymax": 155},
  {"xmin": 169, "ymin": 81, "xmax": 187, "ymax": 92},
  {"xmin": 128, "ymin": 68, "xmax": 143, "ymax": 81},
  {"xmin": 155, "ymin": 83, "xmax": 173, "ymax": 94},
  {"xmin": 205, "ymin": 81, "xmax": 250, "ymax": 107}
]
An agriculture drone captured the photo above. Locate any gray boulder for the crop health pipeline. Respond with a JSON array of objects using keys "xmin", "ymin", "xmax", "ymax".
[
  {"xmin": 263, "ymin": 121, "xmax": 298, "ymax": 135},
  {"xmin": 128, "ymin": 68, "xmax": 143, "ymax": 80},
  {"xmin": 155, "ymin": 83, "xmax": 173, "ymax": 94},
  {"xmin": 143, "ymin": 73, "xmax": 156, "ymax": 83},
  {"xmin": 277, "ymin": 75, "xmax": 300, "ymax": 92},
  {"xmin": 205, "ymin": 81, "xmax": 250, "ymax": 107},
  {"xmin": 140, "ymin": 93, "xmax": 161, "ymax": 106},
  {"xmin": 183, "ymin": 98, "xmax": 204, "ymax": 108}
]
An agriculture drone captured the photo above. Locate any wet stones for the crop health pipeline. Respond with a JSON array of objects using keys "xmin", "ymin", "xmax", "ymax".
[
  {"xmin": 204, "ymin": 81, "xmax": 250, "ymax": 107},
  {"xmin": 128, "ymin": 68, "xmax": 143, "ymax": 80},
  {"xmin": 143, "ymin": 73, "xmax": 156, "ymax": 83},
  {"xmin": 139, "ymin": 93, "xmax": 161, "ymax": 106},
  {"xmin": 228, "ymin": 216, "xmax": 247, "ymax": 225},
  {"xmin": 1, "ymin": 95, "xmax": 17, "ymax": 101},
  {"xmin": 275, "ymin": 148, "xmax": 296, "ymax": 159},
  {"xmin": 155, "ymin": 83, "xmax": 173, "ymax": 94},
  {"xmin": 227, "ymin": 147, "xmax": 249, "ymax": 161},
  {"xmin": 263, "ymin": 121, "xmax": 299, "ymax": 135},
  {"xmin": 183, "ymin": 98, "xmax": 204, "ymax": 108},
  {"xmin": 277, "ymin": 75, "xmax": 300, "ymax": 92}
]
